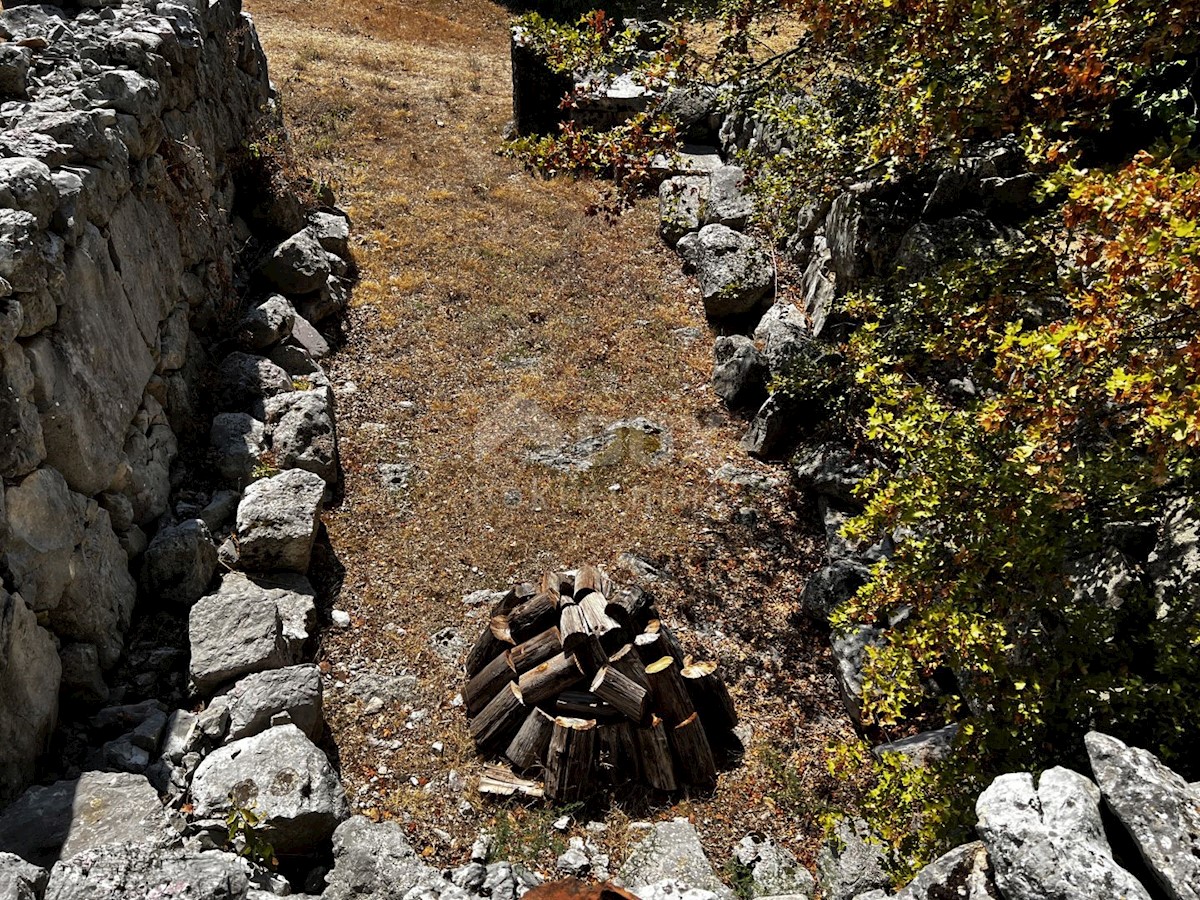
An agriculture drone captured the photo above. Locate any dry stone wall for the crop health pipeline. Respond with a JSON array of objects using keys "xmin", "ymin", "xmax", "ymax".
[{"xmin": 0, "ymin": 0, "xmax": 289, "ymax": 803}]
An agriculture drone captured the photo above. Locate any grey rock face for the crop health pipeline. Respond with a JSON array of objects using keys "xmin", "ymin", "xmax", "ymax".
[
  {"xmin": 0, "ymin": 341, "xmax": 44, "ymax": 478},
  {"xmin": 800, "ymin": 559, "xmax": 870, "ymax": 621},
  {"xmin": 0, "ymin": 852, "xmax": 46, "ymax": 900},
  {"xmin": 323, "ymin": 816, "xmax": 446, "ymax": 900},
  {"xmin": 895, "ymin": 841, "xmax": 998, "ymax": 900},
  {"xmin": 0, "ymin": 46, "xmax": 31, "ymax": 100},
  {"xmin": 753, "ymin": 301, "xmax": 809, "ymax": 371},
  {"xmin": 191, "ymin": 725, "xmax": 348, "ymax": 856},
  {"xmin": 872, "ymin": 724, "xmax": 958, "ymax": 767},
  {"xmin": 1085, "ymin": 731, "xmax": 1200, "ymax": 900},
  {"xmin": 261, "ymin": 228, "xmax": 330, "ymax": 295},
  {"xmin": 659, "ymin": 176, "xmax": 709, "ymax": 247},
  {"xmin": 3, "ymin": 467, "xmax": 83, "ymax": 613},
  {"xmin": 0, "ymin": 772, "xmax": 172, "ymax": 868},
  {"xmin": 188, "ymin": 573, "xmax": 290, "ymax": 694},
  {"xmin": 238, "ymin": 294, "xmax": 295, "ymax": 350},
  {"xmin": 263, "ymin": 389, "xmax": 339, "ymax": 484},
  {"xmin": 815, "ymin": 818, "xmax": 889, "ymax": 900},
  {"xmin": 224, "ymin": 664, "xmax": 324, "ymax": 743},
  {"xmin": 528, "ymin": 418, "xmax": 672, "ymax": 473},
  {"xmin": 975, "ymin": 767, "xmax": 1151, "ymax": 900},
  {"xmin": 712, "ymin": 335, "xmax": 766, "ymax": 408},
  {"xmin": 680, "ymin": 225, "xmax": 774, "ymax": 318},
  {"xmin": 235, "ymin": 468, "xmax": 325, "ymax": 571},
  {"xmin": 831, "ymin": 625, "xmax": 885, "ymax": 726},
  {"xmin": 43, "ymin": 845, "xmax": 249, "ymax": 900},
  {"xmin": 0, "ymin": 589, "xmax": 60, "ymax": 804},
  {"xmin": 800, "ymin": 235, "xmax": 837, "ymax": 338},
  {"xmin": 1148, "ymin": 496, "xmax": 1200, "ymax": 606},
  {"xmin": 733, "ymin": 835, "xmax": 814, "ymax": 898},
  {"xmin": 618, "ymin": 819, "xmax": 734, "ymax": 900},
  {"xmin": 793, "ymin": 444, "xmax": 870, "ymax": 504},
  {"xmin": 141, "ymin": 518, "xmax": 218, "ymax": 606},
  {"xmin": 210, "ymin": 412, "xmax": 267, "ymax": 483},
  {"xmin": 309, "ymin": 211, "xmax": 351, "ymax": 259},
  {"xmin": 740, "ymin": 395, "xmax": 789, "ymax": 458},
  {"xmin": 217, "ymin": 352, "xmax": 293, "ymax": 412},
  {"xmin": 58, "ymin": 642, "xmax": 110, "ymax": 707},
  {"xmin": 707, "ymin": 166, "xmax": 753, "ymax": 230}
]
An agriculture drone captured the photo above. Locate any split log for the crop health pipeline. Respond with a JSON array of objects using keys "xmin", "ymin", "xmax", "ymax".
[
  {"xmin": 478, "ymin": 763, "xmax": 544, "ymax": 799},
  {"xmin": 579, "ymin": 592, "xmax": 624, "ymax": 651},
  {"xmin": 644, "ymin": 656, "xmax": 695, "ymax": 725},
  {"xmin": 600, "ymin": 721, "xmax": 641, "ymax": 783},
  {"xmin": 506, "ymin": 707, "xmax": 556, "ymax": 770},
  {"xmin": 465, "ymin": 616, "xmax": 515, "ymax": 677},
  {"xmin": 470, "ymin": 682, "xmax": 525, "ymax": 755},
  {"xmin": 517, "ymin": 652, "xmax": 584, "ymax": 705},
  {"xmin": 542, "ymin": 571, "xmax": 574, "ymax": 598},
  {"xmin": 544, "ymin": 716, "xmax": 597, "ymax": 803},
  {"xmin": 634, "ymin": 619, "xmax": 683, "ymax": 665},
  {"xmin": 669, "ymin": 712, "xmax": 717, "ymax": 785},
  {"xmin": 465, "ymin": 650, "xmax": 516, "ymax": 716},
  {"xmin": 590, "ymin": 666, "xmax": 648, "ymax": 722},
  {"xmin": 573, "ymin": 564, "xmax": 604, "ymax": 599},
  {"xmin": 605, "ymin": 584, "xmax": 653, "ymax": 629},
  {"xmin": 510, "ymin": 627, "xmax": 562, "ymax": 674},
  {"xmin": 493, "ymin": 583, "xmax": 537, "ymax": 617},
  {"xmin": 559, "ymin": 604, "xmax": 591, "ymax": 651},
  {"xmin": 681, "ymin": 660, "xmax": 738, "ymax": 735},
  {"xmin": 635, "ymin": 715, "xmax": 678, "ymax": 791},
  {"xmin": 556, "ymin": 691, "xmax": 616, "ymax": 718},
  {"xmin": 568, "ymin": 633, "xmax": 609, "ymax": 675},
  {"xmin": 508, "ymin": 591, "xmax": 559, "ymax": 643},
  {"xmin": 609, "ymin": 644, "xmax": 650, "ymax": 689}
]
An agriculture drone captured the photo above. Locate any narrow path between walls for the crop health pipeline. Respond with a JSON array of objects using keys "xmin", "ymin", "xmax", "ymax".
[{"xmin": 247, "ymin": 0, "xmax": 858, "ymax": 872}]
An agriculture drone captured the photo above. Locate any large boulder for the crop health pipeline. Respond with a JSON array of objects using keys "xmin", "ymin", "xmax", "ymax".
[
  {"xmin": 190, "ymin": 725, "xmax": 348, "ymax": 856},
  {"xmin": 210, "ymin": 412, "xmax": 267, "ymax": 483},
  {"xmin": 815, "ymin": 818, "xmax": 889, "ymax": 900},
  {"xmin": 894, "ymin": 841, "xmax": 998, "ymax": 900},
  {"xmin": 712, "ymin": 335, "xmax": 766, "ymax": 409},
  {"xmin": 42, "ymin": 844, "xmax": 249, "ymax": 900},
  {"xmin": 237, "ymin": 294, "xmax": 295, "ymax": 351},
  {"xmin": 831, "ymin": 625, "xmax": 885, "ymax": 726},
  {"xmin": 260, "ymin": 227, "xmax": 330, "ymax": 295},
  {"xmin": 617, "ymin": 819, "xmax": 734, "ymax": 900},
  {"xmin": 263, "ymin": 389, "xmax": 338, "ymax": 484},
  {"xmin": 188, "ymin": 572, "xmax": 315, "ymax": 694},
  {"xmin": 0, "ymin": 589, "xmax": 60, "ymax": 804},
  {"xmin": 975, "ymin": 767, "xmax": 1151, "ymax": 900},
  {"xmin": 1085, "ymin": 731, "xmax": 1200, "ymax": 900},
  {"xmin": 753, "ymin": 302, "xmax": 808, "ymax": 371},
  {"xmin": 223, "ymin": 664, "xmax": 324, "ymax": 743},
  {"xmin": 677, "ymin": 225, "xmax": 774, "ymax": 319},
  {"xmin": 216, "ymin": 352, "xmax": 292, "ymax": 413},
  {"xmin": 1148, "ymin": 496, "xmax": 1200, "ymax": 606},
  {"xmin": 235, "ymin": 468, "xmax": 325, "ymax": 572},
  {"xmin": 323, "ymin": 816, "xmax": 450, "ymax": 900},
  {"xmin": 2, "ymin": 467, "xmax": 84, "ymax": 613},
  {"xmin": 659, "ymin": 176, "xmax": 709, "ymax": 247},
  {"xmin": 0, "ymin": 852, "xmax": 46, "ymax": 900},
  {"xmin": 706, "ymin": 165, "xmax": 753, "ymax": 230},
  {"xmin": 0, "ymin": 772, "xmax": 173, "ymax": 868},
  {"xmin": 0, "ymin": 341, "xmax": 45, "ymax": 479},
  {"xmin": 140, "ymin": 518, "xmax": 218, "ymax": 606},
  {"xmin": 0, "ymin": 46, "xmax": 31, "ymax": 100},
  {"xmin": 732, "ymin": 835, "xmax": 814, "ymax": 898}
]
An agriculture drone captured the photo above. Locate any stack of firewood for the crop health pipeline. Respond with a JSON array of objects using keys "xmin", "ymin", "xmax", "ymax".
[{"xmin": 464, "ymin": 566, "xmax": 738, "ymax": 802}]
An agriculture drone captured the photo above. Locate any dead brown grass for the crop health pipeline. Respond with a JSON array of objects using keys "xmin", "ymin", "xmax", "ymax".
[{"xmin": 248, "ymin": 0, "xmax": 857, "ymax": 876}]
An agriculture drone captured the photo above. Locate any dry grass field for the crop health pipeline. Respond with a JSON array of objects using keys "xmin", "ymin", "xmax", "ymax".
[{"xmin": 246, "ymin": 0, "xmax": 858, "ymax": 873}]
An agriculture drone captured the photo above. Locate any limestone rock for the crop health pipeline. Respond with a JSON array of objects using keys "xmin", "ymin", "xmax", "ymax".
[
  {"xmin": 189, "ymin": 573, "xmax": 290, "ymax": 694},
  {"xmin": 309, "ymin": 211, "xmax": 351, "ymax": 259},
  {"xmin": 0, "ymin": 772, "xmax": 172, "ymax": 868},
  {"xmin": 679, "ymin": 225, "xmax": 774, "ymax": 318},
  {"xmin": 3, "ymin": 467, "xmax": 83, "ymax": 613},
  {"xmin": 191, "ymin": 725, "xmax": 348, "ymax": 856},
  {"xmin": 263, "ymin": 389, "xmax": 338, "ymax": 484},
  {"xmin": 753, "ymin": 301, "xmax": 809, "ymax": 371},
  {"xmin": 617, "ymin": 819, "xmax": 733, "ymax": 900},
  {"xmin": 224, "ymin": 664, "xmax": 324, "ymax": 743},
  {"xmin": 740, "ymin": 395, "xmax": 789, "ymax": 458},
  {"xmin": 0, "ymin": 158, "xmax": 55, "ymax": 229},
  {"xmin": 975, "ymin": 767, "xmax": 1151, "ymax": 900},
  {"xmin": 733, "ymin": 835, "xmax": 814, "ymax": 898},
  {"xmin": 712, "ymin": 335, "xmax": 766, "ymax": 409},
  {"xmin": 0, "ymin": 852, "xmax": 46, "ymax": 900},
  {"xmin": 0, "ymin": 342, "xmax": 44, "ymax": 478},
  {"xmin": 1148, "ymin": 496, "xmax": 1200, "ymax": 607},
  {"xmin": 42, "ymin": 845, "xmax": 249, "ymax": 900},
  {"xmin": 210, "ymin": 412, "xmax": 267, "ymax": 483},
  {"xmin": 894, "ymin": 842, "xmax": 998, "ymax": 900},
  {"xmin": 235, "ymin": 469, "xmax": 325, "ymax": 572},
  {"xmin": 141, "ymin": 518, "xmax": 218, "ymax": 606},
  {"xmin": 237, "ymin": 294, "xmax": 295, "ymax": 350},
  {"xmin": 261, "ymin": 228, "xmax": 330, "ymax": 295},
  {"xmin": 872, "ymin": 724, "xmax": 958, "ymax": 767},
  {"xmin": 832, "ymin": 625, "xmax": 885, "ymax": 726},
  {"xmin": 58, "ymin": 642, "xmax": 110, "ymax": 707},
  {"xmin": 815, "ymin": 818, "xmax": 889, "ymax": 900},
  {"xmin": 659, "ymin": 176, "xmax": 709, "ymax": 248},
  {"xmin": 0, "ymin": 589, "xmax": 60, "ymax": 804},
  {"xmin": 217, "ymin": 352, "xmax": 293, "ymax": 413},
  {"xmin": 706, "ymin": 166, "xmax": 753, "ymax": 230},
  {"xmin": 1085, "ymin": 731, "xmax": 1200, "ymax": 900},
  {"xmin": 0, "ymin": 46, "xmax": 31, "ymax": 100},
  {"xmin": 800, "ymin": 559, "xmax": 870, "ymax": 621},
  {"xmin": 323, "ymin": 816, "xmax": 446, "ymax": 900}
]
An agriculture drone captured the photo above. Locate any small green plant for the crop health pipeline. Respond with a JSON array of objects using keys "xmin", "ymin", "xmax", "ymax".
[
  {"xmin": 486, "ymin": 801, "xmax": 584, "ymax": 863},
  {"xmin": 226, "ymin": 800, "xmax": 276, "ymax": 869}
]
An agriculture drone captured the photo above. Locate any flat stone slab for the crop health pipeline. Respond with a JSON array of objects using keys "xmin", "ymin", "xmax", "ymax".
[
  {"xmin": 0, "ymin": 772, "xmax": 172, "ymax": 867},
  {"xmin": 189, "ymin": 573, "xmax": 291, "ymax": 694},
  {"xmin": 43, "ymin": 844, "xmax": 249, "ymax": 900}
]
